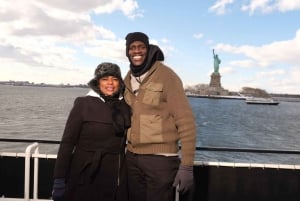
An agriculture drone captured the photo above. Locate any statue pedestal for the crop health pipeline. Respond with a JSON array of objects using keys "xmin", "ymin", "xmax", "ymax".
[
  {"xmin": 209, "ymin": 72, "xmax": 221, "ymax": 88},
  {"xmin": 194, "ymin": 72, "xmax": 229, "ymax": 96}
]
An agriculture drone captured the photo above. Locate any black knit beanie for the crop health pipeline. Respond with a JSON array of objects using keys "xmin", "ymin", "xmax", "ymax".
[{"xmin": 125, "ymin": 32, "xmax": 149, "ymax": 48}]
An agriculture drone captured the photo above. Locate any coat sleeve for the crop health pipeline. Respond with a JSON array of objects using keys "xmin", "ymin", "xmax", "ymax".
[
  {"xmin": 164, "ymin": 70, "xmax": 196, "ymax": 166},
  {"xmin": 54, "ymin": 97, "xmax": 83, "ymax": 178}
]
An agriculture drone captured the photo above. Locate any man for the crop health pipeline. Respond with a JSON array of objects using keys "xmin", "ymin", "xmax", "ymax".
[{"xmin": 123, "ymin": 32, "xmax": 196, "ymax": 201}]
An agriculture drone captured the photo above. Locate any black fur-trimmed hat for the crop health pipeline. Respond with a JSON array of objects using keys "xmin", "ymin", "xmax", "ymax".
[
  {"xmin": 125, "ymin": 32, "xmax": 149, "ymax": 47},
  {"xmin": 93, "ymin": 62, "xmax": 122, "ymax": 80},
  {"xmin": 88, "ymin": 62, "xmax": 123, "ymax": 95}
]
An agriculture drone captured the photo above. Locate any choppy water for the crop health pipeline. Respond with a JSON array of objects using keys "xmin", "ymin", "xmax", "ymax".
[
  {"xmin": 190, "ymin": 97, "xmax": 300, "ymax": 164},
  {"xmin": 1, "ymin": 85, "xmax": 300, "ymax": 164}
]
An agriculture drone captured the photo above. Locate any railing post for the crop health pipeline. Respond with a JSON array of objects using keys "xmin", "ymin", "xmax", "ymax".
[
  {"xmin": 33, "ymin": 146, "xmax": 39, "ymax": 200},
  {"xmin": 175, "ymin": 185, "xmax": 179, "ymax": 201},
  {"xmin": 24, "ymin": 142, "xmax": 39, "ymax": 201}
]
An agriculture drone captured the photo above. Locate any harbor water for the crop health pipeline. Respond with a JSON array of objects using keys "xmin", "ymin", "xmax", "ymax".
[{"xmin": 0, "ymin": 85, "xmax": 300, "ymax": 164}]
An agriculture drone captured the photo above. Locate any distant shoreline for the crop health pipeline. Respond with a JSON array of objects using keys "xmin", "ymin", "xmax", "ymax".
[
  {"xmin": 1, "ymin": 80, "xmax": 299, "ymax": 98},
  {"xmin": 186, "ymin": 94, "xmax": 300, "ymax": 102},
  {"xmin": 0, "ymin": 80, "xmax": 88, "ymax": 88}
]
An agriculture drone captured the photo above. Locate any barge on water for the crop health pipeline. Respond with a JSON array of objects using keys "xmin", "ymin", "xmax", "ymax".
[{"xmin": 0, "ymin": 138, "xmax": 300, "ymax": 201}]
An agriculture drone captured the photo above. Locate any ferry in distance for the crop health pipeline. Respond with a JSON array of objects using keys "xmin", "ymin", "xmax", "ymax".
[{"xmin": 245, "ymin": 97, "xmax": 280, "ymax": 105}]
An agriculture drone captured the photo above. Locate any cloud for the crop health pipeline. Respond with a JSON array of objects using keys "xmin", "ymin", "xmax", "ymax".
[
  {"xmin": 209, "ymin": 0, "xmax": 300, "ymax": 15},
  {"xmin": 211, "ymin": 29, "xmax": 300, "ymax": 94},
  {"xmin": 0, "ymin": 1, "xmax": 118, "ymax": 42},
  {"xmin": 229, "ymin": 60, "xmax": 257, "ymax": 68},
  {"xmin": 257, "ymin": 69, "xmax": 286, "ymax": 77},
  {"xmin": 37, "ymin": 0, "xmax": 109, "ymax": 13},
  {"xmin": 257, "ymin": 67, "xmax": 300, "ymax": 94},
  {"xmin": 209, "ymin": 0, "xmax": 235, "ymax": 15},
  {"xmin": 0, "ymin": 0, "xmax": 139, "ymax": 80},
  {"xmin": 241, "ymin": 0, "xmax": 273, "ymax": 14},
  {"xmin": 83, "ymin": 39, "xmax": 126, "ymax": 62},
  {"xmin": 277, "ymin": 0, "xmax": 300, "ymax": 12},
  {"xmin": 214, "ymin": 29, "xmax": 300, "ymax": 68},
  {"xmin": 193, "ymin": 33, "xmax": 204, "ymax": 39},
  {"xmin": 219, "ymin": 66, "xmax": 235, "ymax": 74},
  {"xmin": 92, "ymin": 0, "xmax": 142, "ymax": 19},
  {"xmin": 147, "ymin": 38, "xmax": 176, "ymax": 59},
  {"xmin": 241, "ymin": 0, "xmax": 300, "ymax": 14},
  {"xmin": 36, "ymin": 0, "xmax": 141, "ymax": 17},
  {"xmin": 231, "ymin": 66, "xmax": 299, "ymax": 94}
]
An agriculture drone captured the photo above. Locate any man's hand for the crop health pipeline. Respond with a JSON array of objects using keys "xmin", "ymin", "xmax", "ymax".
[{"xmin": 172, "ymin": 165, "xmax": 193, "ymax": 194}]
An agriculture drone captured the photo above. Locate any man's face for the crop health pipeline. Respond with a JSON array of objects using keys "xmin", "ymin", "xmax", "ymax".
[{"xmin": 128, "ymin": 41, "xmax": 147, "ymax": 66}]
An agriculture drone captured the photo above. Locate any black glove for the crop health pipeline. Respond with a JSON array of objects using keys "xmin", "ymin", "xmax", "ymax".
[
  {"xmin": 172, "ymin": 165, "xmax": 193, "ymax": 194},
  {"xmin": 52, "ymin": 178, "xmax": 65, "ymax": 201}
]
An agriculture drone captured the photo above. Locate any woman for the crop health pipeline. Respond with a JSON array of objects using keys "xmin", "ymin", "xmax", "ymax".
[{"xmin": 52, "ymin": 62, "xmax": 131, "ymax": 201}]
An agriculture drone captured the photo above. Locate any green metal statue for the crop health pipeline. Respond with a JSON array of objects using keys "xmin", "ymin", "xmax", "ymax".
[{"xmin": 213, "ymin": 49, "xmax": 221, "ymax": 73}]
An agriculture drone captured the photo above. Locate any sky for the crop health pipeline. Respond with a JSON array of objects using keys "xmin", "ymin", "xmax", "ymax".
[{"xmin": 0, "ymin": 0, "xmax": 300, "ymax": 94}]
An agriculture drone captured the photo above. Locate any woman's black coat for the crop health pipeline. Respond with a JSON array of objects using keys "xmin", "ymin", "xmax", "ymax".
[{"xmin": 54, "ymin": 95, "xmax": 130, "ymax": 201}]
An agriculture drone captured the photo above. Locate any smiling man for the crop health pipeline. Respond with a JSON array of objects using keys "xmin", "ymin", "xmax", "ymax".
[{"xmin": 123, "ymin": 32, "xmax": 197, "ymax": 201}]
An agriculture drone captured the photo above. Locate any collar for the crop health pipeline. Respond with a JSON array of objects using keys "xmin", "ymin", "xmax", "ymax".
[{"xmin": 86, "ymin": 89, "xmax": 123, "ymax": 102}]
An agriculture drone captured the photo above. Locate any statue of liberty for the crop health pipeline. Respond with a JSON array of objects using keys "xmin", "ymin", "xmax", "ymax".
[{"xmin": 213, "ymin": 49, "xmax": 221, "ymax": 73}]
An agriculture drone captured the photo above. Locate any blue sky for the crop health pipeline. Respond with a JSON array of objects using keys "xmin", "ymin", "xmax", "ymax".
[{"xmin": 0, "ymin": 0, "xmax": 300, "ymax": 94}]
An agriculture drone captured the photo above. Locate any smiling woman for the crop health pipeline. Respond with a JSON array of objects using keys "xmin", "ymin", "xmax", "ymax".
[
  {"xmin": 52, "ymin": 62, "xmax": 131, "ymax": 201},
  {"xmin": 88, "ymin": 63, "xmax": 123, "ymax": 97}
]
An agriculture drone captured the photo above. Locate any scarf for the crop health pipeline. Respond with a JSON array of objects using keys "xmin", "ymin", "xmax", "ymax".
[{"xmin": 129, "ymin": 44, "xmax": 164, "ymax": 77}]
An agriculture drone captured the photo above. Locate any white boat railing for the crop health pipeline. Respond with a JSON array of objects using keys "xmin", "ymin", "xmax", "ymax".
[
  {"xmin": 25, "ymin": 142, "xmax": 38, "ymax": 201},
  {"xmin": 1, "ymin": 143, "xmax": 56, "ymax": 201},
  {"xmin": 1, "ymin": 142, "xmax": 300, "ymax": 201},
  {"xmin": 1, "ymin": 143, "xmax": 181, "ymax": 201}
]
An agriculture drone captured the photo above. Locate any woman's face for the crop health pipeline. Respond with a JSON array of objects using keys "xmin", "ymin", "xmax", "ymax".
[{"xmin": 98, "ymin": 76, "xmax": 120, "ymax": 96}]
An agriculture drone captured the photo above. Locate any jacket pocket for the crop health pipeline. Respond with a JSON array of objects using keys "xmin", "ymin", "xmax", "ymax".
[
  {"xmin": 140, "ymin": 114, "xmax": 163, "ymax": 143},
  {"xmin": 142, "ymin": 83, "xmax": 163, "ymax": 106}
]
